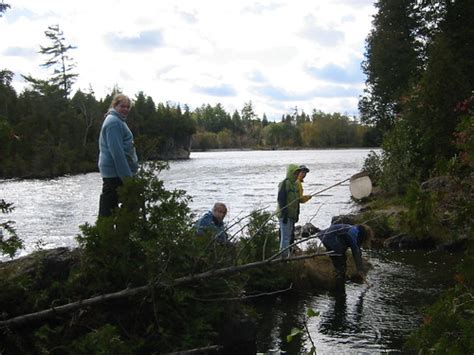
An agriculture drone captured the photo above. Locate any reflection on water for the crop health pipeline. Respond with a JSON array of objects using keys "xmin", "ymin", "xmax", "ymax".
[{"xmin": 255, "ymin": 249, "xmax": 457, "ymax": 354}]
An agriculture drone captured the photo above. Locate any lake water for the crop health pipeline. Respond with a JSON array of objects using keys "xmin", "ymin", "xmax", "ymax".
[{"xmin": 0, "ymin": 149, "xmax": 453, "ymax": 354}]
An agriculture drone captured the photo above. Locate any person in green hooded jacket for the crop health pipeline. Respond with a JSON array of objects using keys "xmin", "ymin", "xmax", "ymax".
[{"xmin": 277, "ymin": 164, "xmax": 301, "ymax": 257}]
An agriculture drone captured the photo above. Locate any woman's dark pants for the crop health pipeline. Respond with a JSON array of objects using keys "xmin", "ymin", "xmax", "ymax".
[{"xmin": 98, "ymin": 177, "xmax": 123, "ymax": 217}]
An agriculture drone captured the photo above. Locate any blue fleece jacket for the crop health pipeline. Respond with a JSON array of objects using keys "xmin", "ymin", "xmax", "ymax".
[
  {"xmin": 195, "ymin": 210, "xmax": 229, "ymax": 243},
  {"xmin": 98, "ymin": 109, "xmax": 138, "ymax": 180}
]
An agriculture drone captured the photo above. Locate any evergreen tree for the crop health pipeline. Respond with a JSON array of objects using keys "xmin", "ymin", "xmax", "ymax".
[
  {"xmin": 38, "ymin": 24, "xmax": 78, "ymax": 98},
  {"xmin": 0, "ymin": 70, "xmax": 17, "ymax": 124},
  {"xmin": 359, "ymin": 0, "xmax": 422, "ymax": 132}
]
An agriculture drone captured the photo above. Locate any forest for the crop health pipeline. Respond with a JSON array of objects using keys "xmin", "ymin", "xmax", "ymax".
[
  {"xmin": 0, "ymin": 0, "xmax": 473, "ymax": 353},
  {"xmin": 359, "ymin": 0, "xmax": 473, "ymax": 352}
]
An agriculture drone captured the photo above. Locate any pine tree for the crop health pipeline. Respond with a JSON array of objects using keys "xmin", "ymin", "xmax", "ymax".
[{"xmin": 39, "ymin": 24, "xmax": 78, "ymax": 98}]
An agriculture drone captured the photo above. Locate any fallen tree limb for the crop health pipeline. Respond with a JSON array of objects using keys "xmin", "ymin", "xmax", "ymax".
[{"xmin": 0, "ymin": 251, "xmax": 332, "ymax": 328}]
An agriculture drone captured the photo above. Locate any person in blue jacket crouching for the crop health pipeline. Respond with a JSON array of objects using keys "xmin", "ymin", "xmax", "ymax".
[{"xmin": 317, "ymin": 224, "xmax": 374, "ymax": 293}]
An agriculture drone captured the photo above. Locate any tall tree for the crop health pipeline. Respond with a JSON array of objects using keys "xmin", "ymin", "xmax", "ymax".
[
  {"xmin": 0, "ymin": 69, "xmax": 17, "ymax": 124},
  {"xmin": 359, "ymin": 0, "xmax": 422, "ymax": 132},
  {"xmin": 39, "ymin": 24, "xmax": 78, "ymax": 98}
]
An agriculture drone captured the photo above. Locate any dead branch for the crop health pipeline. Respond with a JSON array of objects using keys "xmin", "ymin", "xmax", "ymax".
[{"xmin": 0, "ymin": 251, "xmax": 332, "ymax": 328}]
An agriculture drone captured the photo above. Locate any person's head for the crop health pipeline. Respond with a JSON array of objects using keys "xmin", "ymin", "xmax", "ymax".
[
  {"xmin": 212, "ymin": 202, "xmax": 227, "ymax": 223},
  {"xmin": 356, "ymin": 224, "xmax": 374, "ymax": 248},
  {"xmin": 110, "ymin": 93, "xmax": 132, "ymax": 118},
  {"xmin": 287, "ymin": 164, "xmax": 300, "ymax": 181},
  {"xmin": 297, "ymin": 164, "xmax": 310, "ymax": 181}
]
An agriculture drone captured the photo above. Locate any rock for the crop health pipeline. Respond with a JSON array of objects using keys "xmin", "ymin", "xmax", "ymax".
[{"xmin": 0, "ymin": 247, "xmax": 79, "ymax": 288}]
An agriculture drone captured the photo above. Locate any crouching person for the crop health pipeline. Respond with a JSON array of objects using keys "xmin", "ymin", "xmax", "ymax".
[
  {"xmin": 317, "ymin": 224, "xmax": 374, "ymax": 293},
  {"xmin": 195, "ymin": 202, "xmax": 230, "ymax": 244}
]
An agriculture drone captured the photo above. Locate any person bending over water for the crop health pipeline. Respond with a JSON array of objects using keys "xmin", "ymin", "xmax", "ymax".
[{"xmin": 317, "ymin": 224, "xmax": 374, "ymax": 293}]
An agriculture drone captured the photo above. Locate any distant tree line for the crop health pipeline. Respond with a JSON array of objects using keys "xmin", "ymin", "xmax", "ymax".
[{"xmin": 191, "ymin": 102, "xmax": 379, "ymax": 150}]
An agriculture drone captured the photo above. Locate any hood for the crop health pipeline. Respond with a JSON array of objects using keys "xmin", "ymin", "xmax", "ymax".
[
  {"xmin": 106, "ymin": 108, "xmax": 126, "ymax": 121},
  {"xmin": 286, "ymin": 164, "xmax": 299, "ymax": 180}
]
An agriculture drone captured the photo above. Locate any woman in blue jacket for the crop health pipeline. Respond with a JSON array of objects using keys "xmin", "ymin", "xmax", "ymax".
[
  {"xmin": 317, "ymin": 224, "xmax": 373, "ymax": 292},
  {"xmin": 98, "ymin": 93, "xmax": 138, "ymax": 217}
]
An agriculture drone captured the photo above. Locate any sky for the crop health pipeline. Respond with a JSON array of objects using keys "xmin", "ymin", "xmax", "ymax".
[{"xmin": 1, "ymin": 0, "xmax": 377, "ymax": 120}]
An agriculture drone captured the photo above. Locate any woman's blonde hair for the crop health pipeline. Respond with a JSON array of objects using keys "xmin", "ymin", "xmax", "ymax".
[{"xmin": 110, "ymin": 93, "xmax": 131, "ymax": 109}]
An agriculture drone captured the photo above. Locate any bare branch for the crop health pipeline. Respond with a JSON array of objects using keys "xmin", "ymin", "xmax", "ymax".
[{"xmin": 0, "ymin": 251, "xmax": 332, "ymax": 328}]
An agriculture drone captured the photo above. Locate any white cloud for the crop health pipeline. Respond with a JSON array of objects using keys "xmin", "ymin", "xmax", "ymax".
[{"xmin": 0, "ymin": 0, "xmax": 376, "ymax": 120}]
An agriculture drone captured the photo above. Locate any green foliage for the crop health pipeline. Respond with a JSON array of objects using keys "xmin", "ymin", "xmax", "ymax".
[
  {"xmin": 286, "ymin": 307, "xmax": 319, "ymax": 355},
  {"xmin": 236, "ymin": 210, "xmax": 297, "ymax": 294},
  {"xmin": 405, "ymin": 241, "xmax": 474, "ymax": 354},
  {"xmin": 378, "ymin": 120, "xmax": 421, "ymax": 194},
  {"xmin": 191, "ymin": 130, "xmax": 218, "ymax": 150},
  {"xmin": 360, "ymin": 0, "xmax": 422, "ymax": 132},
  {"xmin": 238, "ymin": 210, "xmax": 279, "ymax": 263},
  {"xmin": 400, "ymin": 183, "xmax": 445, "ymax": 241},
  {"xmin": 69, "ymin": 324, "xmax": 130, "ymax": 354},
  {"xmin": 0, "ymin": 199, "xmax": 23, "ymax": 258},
  {"xmin": 0, "ymin": 165, "xmax": 322, "ymax": 353},
  {"xmin": 362, "ymin": 150, "xmax": 383, "ymax": 186},
  {"xmin": 453, "ymin": 96, "xmax": 474, "ymax": 172},
  {"xmin": 363, "ymin": 0, "xmax": 474, "ymax": 190},
  {"xmin": 190, "ymin": 103, "xmax": 377, "ymax": 150},
  {"xmin": 75, "ymin": 162, "xmax": 195, "ymax": 292}
]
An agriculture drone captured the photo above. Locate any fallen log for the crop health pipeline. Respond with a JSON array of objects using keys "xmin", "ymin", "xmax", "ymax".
[{"xmin": 0, "ymin": 251, "xmax": 332, "ymax": 328}]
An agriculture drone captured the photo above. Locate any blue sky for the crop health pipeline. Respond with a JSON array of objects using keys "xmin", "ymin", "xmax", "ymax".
[{"xmin": 0, "ymin": 0, "xmax": 376, "ymax": 120}]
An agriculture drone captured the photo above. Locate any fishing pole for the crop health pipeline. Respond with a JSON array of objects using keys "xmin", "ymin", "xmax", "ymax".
[
  {"xmin": 308, "ymin": 177, "xmax": 351, "ymax": 198},
  {"xmin": 235, "ymin": 173, "xmax": 367, "ymax": 260}
]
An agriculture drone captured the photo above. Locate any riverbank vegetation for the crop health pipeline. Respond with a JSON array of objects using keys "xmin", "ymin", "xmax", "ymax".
[
  {"xmin": 359, "ymin": 0, "xmax": 473, "ymax": 352},
  {"xmin": 0, "ymin": 162, "xmax": 356, "ymax": 353}
]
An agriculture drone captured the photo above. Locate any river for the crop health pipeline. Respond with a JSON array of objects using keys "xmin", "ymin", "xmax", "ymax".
[{"xmin": 0, "ymin": 149, "xmax": 455, "ymax": 353}]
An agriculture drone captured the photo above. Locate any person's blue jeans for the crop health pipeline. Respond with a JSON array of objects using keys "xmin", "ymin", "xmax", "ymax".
[{"xmin": 279, "ymin": 218, "xmax": 295, "ymax": 257}]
